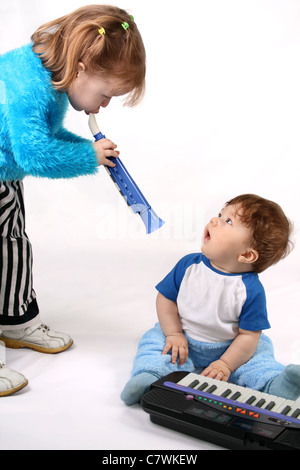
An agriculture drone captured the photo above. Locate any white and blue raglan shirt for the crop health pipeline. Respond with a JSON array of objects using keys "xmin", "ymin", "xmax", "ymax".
[{"xmin": 155, "ymin": 253, "xmax": 271, "ymax": 343}]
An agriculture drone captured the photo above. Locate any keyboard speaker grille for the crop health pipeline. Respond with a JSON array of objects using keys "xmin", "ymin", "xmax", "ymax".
[
  {"xmin": 275, "ymin": 428, "xmax": 300, "ymax": 450},
  {"xmin": 143, "ymin": 389, "xmax": 187, "ymax": 412}
]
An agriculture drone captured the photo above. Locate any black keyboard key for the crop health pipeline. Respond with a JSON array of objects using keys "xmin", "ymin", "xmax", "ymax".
[
  {"xmin": 281, "ymin": 406, "xmax": 292, "ymax": 415},
  {"xmin": 188, "ymin": 380, "xmax": 200, "ymax": 388},
  {"xmin": 231, "ymin": 391, "xmax": 241, "ymax": 401},
  {"xmin": 197, "ymin": 382, "xmax": 208, "ymax": 391},
  {"xmin": 246, "ymin": 395, "xmax": 257, "ymax": 405},
  {"xmin": 221, "ymin": 389, "xmax": 232, "ymax": 398},
  {"xmin": 206, "ymin": 385, "xmax": 217, "ymax": 394},
  {"xmin": 265, "ymin": 401, "xmax": 276, "ymax": 410},
  {"xmin": 256, "ymin": 399, "xmax": 266, "ymax": 408},
  {"xmin": 291, "ymin": 408, "xmax": 300, "ymax": 419}
]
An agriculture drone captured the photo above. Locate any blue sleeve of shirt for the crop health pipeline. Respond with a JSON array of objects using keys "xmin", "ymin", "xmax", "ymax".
[
  {"xmin": 240, "ymin": 274, "xmax": 271, "ymax": 331},
  {"xmin": 155, "ymin": 253, "xmax": 203, "ymax": 302}
]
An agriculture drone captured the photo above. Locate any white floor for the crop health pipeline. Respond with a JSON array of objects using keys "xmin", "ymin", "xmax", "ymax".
[{"xmin": 0, "ymin": 239, "xmax": 223, "ymax": 451}]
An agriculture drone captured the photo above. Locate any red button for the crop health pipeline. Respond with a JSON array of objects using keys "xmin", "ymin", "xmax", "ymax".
[{"xmin": 254, "ymin": 413, "xmax": 260, "ymax": 418}]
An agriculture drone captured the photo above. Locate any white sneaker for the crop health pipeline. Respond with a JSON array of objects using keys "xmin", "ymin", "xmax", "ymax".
[
  {"xmin": 0, "ymin": 362, "xmax": 28, "ymax": 396},
  {"xmin": 0, "ymin": 323, "xmax": 73, "ymax": 354}
]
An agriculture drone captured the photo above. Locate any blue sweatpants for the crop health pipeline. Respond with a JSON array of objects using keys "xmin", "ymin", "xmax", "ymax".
[{"xmin": 130, "ymin": 323, "xmax": 285, "ymax": 391}]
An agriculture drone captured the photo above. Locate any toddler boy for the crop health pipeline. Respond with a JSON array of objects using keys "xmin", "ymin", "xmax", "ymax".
[{"xmin": 121, "ymin": 194, "xmax": 300, "ymax": 405}]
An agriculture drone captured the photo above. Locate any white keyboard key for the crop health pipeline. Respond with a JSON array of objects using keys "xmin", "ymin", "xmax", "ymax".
[
  {"xmin": 260, "ymin": 393, "xmax": 286, "ymax": 411},
  {"xmin": 178, "ymin": 372, "xmax": 201, "ymax": 387},
  {"xmin": 270, "ymin": 397, "xmax": 291, "ymax": 413},
  {"xmin": 276, "ymin": 399, "xmax": 294, "ymax": 416}
]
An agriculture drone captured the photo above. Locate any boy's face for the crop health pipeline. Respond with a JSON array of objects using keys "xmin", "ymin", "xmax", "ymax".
[{"xmin": 201, "ymin": 203, "xmax": 257, "ymax": 273}]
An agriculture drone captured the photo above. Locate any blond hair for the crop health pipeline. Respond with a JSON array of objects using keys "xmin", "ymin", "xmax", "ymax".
[{"xmin": 31, "ymin": 4, "xmax": 146, "ymax": 106}]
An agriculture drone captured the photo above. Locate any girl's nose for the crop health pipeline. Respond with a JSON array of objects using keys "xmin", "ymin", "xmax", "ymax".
[
  {"xmin": 101, "ymin": 97, "xmax": 111, "ymax": 108},
  {"xmin": 210, "ymin": 217, "xmax": 218, "ymax": 226}
]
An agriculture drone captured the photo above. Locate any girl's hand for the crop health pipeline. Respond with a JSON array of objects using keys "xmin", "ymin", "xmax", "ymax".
[
  {"xmin": 93, "ymin": 139, "xmax": 120, "ymax": 167},
  {"xmin": 162, "ymin": 333, "xmax": 189, "ymax": 365},
  {"xmin": 201, "ymin": 359, "xmax": 231, "ymax": 381}
]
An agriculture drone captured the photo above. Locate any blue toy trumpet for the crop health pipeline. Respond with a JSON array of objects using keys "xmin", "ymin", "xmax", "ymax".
[{"xmin": 88, "ymin": 114, "xmax": 165, "ymax": 234}]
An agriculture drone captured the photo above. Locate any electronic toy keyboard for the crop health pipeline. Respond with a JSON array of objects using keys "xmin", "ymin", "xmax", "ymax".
[{"xmin": 141, "ymin": 371, "xmax": 300, "ymax": 450}]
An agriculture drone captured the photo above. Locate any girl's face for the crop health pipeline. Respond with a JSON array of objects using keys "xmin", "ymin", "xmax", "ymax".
[{"xmin": 67, "ymin": 62, "xmax": 130, "ymax": 114}]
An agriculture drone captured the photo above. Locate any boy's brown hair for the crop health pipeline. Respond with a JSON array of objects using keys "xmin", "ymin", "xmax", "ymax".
[
  {"xmin": 226, "ymin": 194, "xmax": 293, "ymax": 273},
  {"xmin": 31, "ymin": 5, "xmax": 146, "ymax": 106}
]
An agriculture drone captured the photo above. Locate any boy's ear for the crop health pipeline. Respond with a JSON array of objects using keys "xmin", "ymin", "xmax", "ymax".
[{"xmin": 238, "ymin": 248, "xmax": 259, "ymax": 265}]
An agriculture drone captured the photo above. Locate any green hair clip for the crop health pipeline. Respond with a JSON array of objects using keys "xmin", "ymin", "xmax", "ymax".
[{"xmin": 121, "ymin": 21, "xmax": 129, "ymax": 30}]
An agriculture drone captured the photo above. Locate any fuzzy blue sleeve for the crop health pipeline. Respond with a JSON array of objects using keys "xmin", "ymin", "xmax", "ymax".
[
  {"xmin": 5, "ymin": 46, "xmax": 99, "ymax": 179},
  {"xmin": 7, "ymin": 95, "xmax": 98, "ymax": 179},
  {"xmin": 55, "ymin": 127, "xmax": 92, "ymax": 144}
]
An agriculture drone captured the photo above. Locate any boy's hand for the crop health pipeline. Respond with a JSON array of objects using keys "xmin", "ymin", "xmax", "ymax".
[
  {"xmin": 93, "ymin": 139, "xmax": 120, "ymax": 167},
  {"xmin": 201, "ymin": 359, "xmax": 231, "ymax": 381},
  {"xmin": 162, "ymin": 333, "xmax": 188, "ymax": 365}
]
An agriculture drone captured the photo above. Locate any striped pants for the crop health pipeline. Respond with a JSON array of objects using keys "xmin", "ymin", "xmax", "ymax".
[{"xmin": 0, "ymin": 181, "xmax": 39, "ymax": 330}]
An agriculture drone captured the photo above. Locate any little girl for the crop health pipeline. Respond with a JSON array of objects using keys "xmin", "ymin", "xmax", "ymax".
[{"xmin": 0, "ymin": 5, "xmax": 146, "ymax": 396}]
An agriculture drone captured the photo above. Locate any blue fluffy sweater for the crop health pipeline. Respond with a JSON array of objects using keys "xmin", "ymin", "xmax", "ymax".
[{"xmin": 0, "ymin": 44, "xmax": 98, "ymax": 180}]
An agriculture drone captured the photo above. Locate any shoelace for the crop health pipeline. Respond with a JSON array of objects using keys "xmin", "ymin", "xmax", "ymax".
[{"xmin": 37, "ymin": 324, "xmax": 50, "ymax": 333}]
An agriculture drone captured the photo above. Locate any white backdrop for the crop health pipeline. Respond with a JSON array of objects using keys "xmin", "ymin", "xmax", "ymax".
[{"xmin": 0, "ymin": 0, "xmax": 300, "ymax": 451}]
